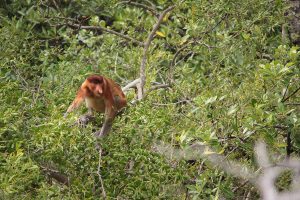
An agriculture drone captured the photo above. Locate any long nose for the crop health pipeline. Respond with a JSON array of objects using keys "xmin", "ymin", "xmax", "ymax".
[{"xmin": 97, "ymin": 85, "xmax": 103, "ymax": 94}]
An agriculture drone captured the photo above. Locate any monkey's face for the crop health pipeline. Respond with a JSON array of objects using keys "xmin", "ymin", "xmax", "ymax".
[
  {"xmin": 86, "ymin": 75, "xmax": 105, "ymax": 97},
  {"xmin": 93, "ymin": 83, "xmax": 103, "ymax": 97}
]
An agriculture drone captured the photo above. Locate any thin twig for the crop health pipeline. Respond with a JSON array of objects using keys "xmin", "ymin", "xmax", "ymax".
[
  {"xmin": 31, "ymin": 81, "xmax": 42, "ymax": 108},
  {"xmin": 47, "ymin": 16, "xmax": 78, "ymax": 22},
  {"xmin": 129, "ymin": 83, "xmax": 172, "ymax": 105},
  {"xmin": 114, "ymin": 52, "xmax": 126, "ymax": 82},
  {"xmin": 149, "ymin": 83, "xmax": 170, "ymax": 91},
  {"xmin": 143, "ymin": 0, "xmax": 156, "ymax": 8},
  {"xmin": 282, "ymin": 85, "xmax": 300, "ymax": 103},
  {"xmin": 168, "ymin": 13, "xmax": 227, "ymax": 83},
  {"xmin": 245, "ymin": 187, "xmax": 253, "ymax": 200},
  {"xmin": 152, "ymin": 99, "xmax": 191, "ymax": 106},
  {"xmin": 118, "ymin": 1, "xmax": 158, "ymax": 17},
  {"xmin": 286, "ymin": 102, "xmax": 300, "ymax": 106},
  {"xmin": 67, "ymin": 23, "xmax": 144, "ymax": 46},
  {"xmin": 233, "ymin": 180, "xmax": 250, "ymax": 193},
  {"xmin": 97, "ymin": 145, "xmax": 106, "ymax": 199},
  {"xmin": 51, "ymin": 0, "xmax": 65, "ymax": 17},
  {"xmin": 281, "ymin": 81, "xmax": 291, "ymax": 102},
  {"xmin": 286, "ymin": 129, "xmax": 292, "ymax": 158}
]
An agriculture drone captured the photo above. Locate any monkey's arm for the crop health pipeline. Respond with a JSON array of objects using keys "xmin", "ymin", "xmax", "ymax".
[
  {"xmin": 64, "ymin": 88, "xmax": 85, "ymax": 118},
  {"xmin": 94, "ymin": 100, "xmax": 116, "ymax": 137},
  {"xmin": 95, "ymin": 116, "xmax": 114, "ymax": 137}
]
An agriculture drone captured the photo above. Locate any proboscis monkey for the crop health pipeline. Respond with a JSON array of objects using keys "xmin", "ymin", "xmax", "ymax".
[{"xmin": 64, "ymin": 75, "xmax": 127, "ymax": 137}]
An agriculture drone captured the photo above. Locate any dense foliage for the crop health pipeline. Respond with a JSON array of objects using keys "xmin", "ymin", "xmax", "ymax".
[{"xmin": 1, "ymin": 0, "xmax": 299, "ymax": 199}]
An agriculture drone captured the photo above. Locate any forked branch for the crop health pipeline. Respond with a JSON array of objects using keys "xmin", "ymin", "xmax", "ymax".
[{"xmin": 138, "ymin": 4, "xmax": 177, "ymax": 99}]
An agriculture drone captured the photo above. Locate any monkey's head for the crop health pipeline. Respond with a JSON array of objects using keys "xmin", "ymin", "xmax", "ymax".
[{"xmin": 85, "ymin": 75, "xmax": 105, "ymax": 97}]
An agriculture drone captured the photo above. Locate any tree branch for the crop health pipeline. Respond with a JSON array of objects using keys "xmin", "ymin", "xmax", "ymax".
[
  {"xmin": 286, "ymin": 102, "xmax": 300, "ymax": 106},
  {"xmin": 149, "ymin": 83, "xmax": 170, "ymax": 91},
  {"xmin": 51, "ymin": 0, "xmax": 65, "ymax": 17},
  {"xmin": 152, "ymin": 99, "xmax": 191, "ymax": 106},
  {"xmin": 286, "ymin": 129, "xmax": 293, "ymax": 158},
  {"xmin": 168, "ymin": 13, "xmax": 228, "ymax": 84},
  {"xmin": 97, "ymin": 146, "xmax": 106, "ymax": 199},
  {"xmin": 118, "ymin": 1, "xmax": 158, "ymax": 17},
  {"xmin": 281, "ymin": 81, "xmax": 291, "ymax": 102},
  {"xmin": 155, "ymin": 140, "xmax": 300, "ymax": 200},
  {"xmin": 138, "ymin": 4, "xmax": 177, "ymax": 99},
  {"xmin": 40, "ymin": 165, "xmax": 70, "ymax": 186},
  {"xmin": 282, "ymin": 85, "xmax": 300, "ymax": 103},
  {"xmin": 67, "ymin": 23, "xmax": 144, "ymax": 47},
  {"xmin": 122, "ymin": 78, "xmax": 141, "ymax": 92}
]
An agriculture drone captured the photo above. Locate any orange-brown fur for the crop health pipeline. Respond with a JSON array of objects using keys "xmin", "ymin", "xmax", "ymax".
[{"xmin": 65, "ymin": 75, "xmax": 126, "ymax": 136}]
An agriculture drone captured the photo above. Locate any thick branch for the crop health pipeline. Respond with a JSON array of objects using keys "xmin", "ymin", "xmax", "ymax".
[
  {"xmin": 129, "ymin": 83, "xmax": 171, "ymax": 105},
  {"xmin": 67, "ymin": 23, "xmax": 144, "ymax": 46}
]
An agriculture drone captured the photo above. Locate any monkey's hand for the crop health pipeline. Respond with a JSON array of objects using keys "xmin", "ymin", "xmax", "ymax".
[
  {"xmin": 93, "ymin": 130, "xmax": 104, "ymax": 138},
  {"xmin": 76, "ymin": 114, "xmax": 94, "ymax": 127},
  {"xmin": 94, "ymin": 119, "xmax": 113, "ymax": 137}
]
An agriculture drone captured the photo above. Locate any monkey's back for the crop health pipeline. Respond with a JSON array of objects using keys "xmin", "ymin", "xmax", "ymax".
[{"xmin": 105, "ymin": 77, "xmax": 127, "ymax": 110}]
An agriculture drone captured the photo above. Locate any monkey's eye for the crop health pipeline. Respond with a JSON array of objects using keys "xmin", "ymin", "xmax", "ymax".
[
  {"xmin": 87, "ymin": 76, "xmax": 104, "ymax": 84},
  {"xmin": 90, "ymin": 79, "xmax": 102, "ymax": 84}
]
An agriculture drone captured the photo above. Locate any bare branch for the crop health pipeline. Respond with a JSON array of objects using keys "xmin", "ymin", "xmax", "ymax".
[
  {"xmin": 40, "ymin": 165, "xmax": 70, "ymax": 186},
  {"xmin": 122, "ymin": 78, "xmax": 141, "ymax": 92},
  {"xmin": 254, "ymin": 141, "xmax": 300, "ymax": 200},
  {"xmin": 149, "ymin": 83, "xmax": 170, "ymax": 91},
  {"xmin": 67, "ymin": 23, "xmax": 144, "ymax": 46},
  {"xmin": 286, "ymin": 129, "xmax": 293, "ymax": 157},
  {"xmin": 152, "ymin": 99, "xmax": 191, "ymax": 106},
  {"xmin": 282, "ymin": 85, "xmax": 300, "ymax": 103},
  {"xmin": 286, "ymin": 102, "xmax": 300, "ymax": 106},
  {"xmin": 168, "ymin": 41, "xmax": 192, "ymax": 83},
  {"xmin": 155, "ymin": 140, "xmax": 300, "ymax": 200},
  {"xmin": 143, "ymin": 0, "xmax": 156, "ymax": 8},
  {"xmin": 138, "ymin": 4, "xmax": 177, "ymax": 99},
  {"xmin": 97, "ymin": 146, "xmax": 106, "ymax": 199},
  {"xmin": 281, "ymin": 81, "xmax": 291, "ymax": 102},
  {"xmin": 114, "ymin": 53, "xmax": 126, "ymax": 82}
]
